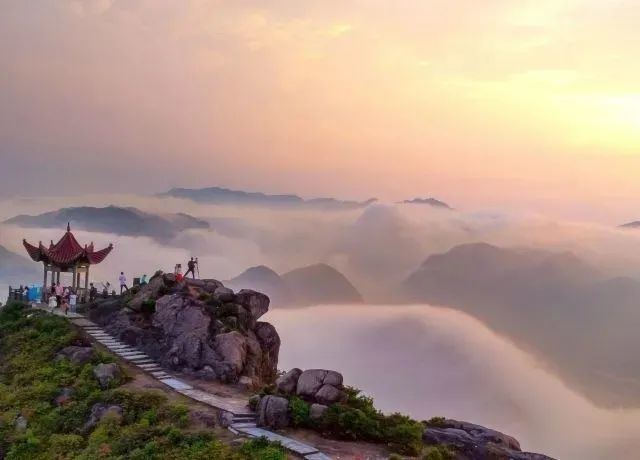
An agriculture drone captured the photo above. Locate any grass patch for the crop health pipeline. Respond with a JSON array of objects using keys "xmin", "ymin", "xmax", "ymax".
[{"xmin": 0, "ymin": 301, "xmax": 285, "ymax": 460}]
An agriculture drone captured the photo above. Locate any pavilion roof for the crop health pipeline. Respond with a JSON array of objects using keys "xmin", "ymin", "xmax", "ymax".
[{"xmin": 23, "ymin": 223, "xmax": 113, "ymax": 267}]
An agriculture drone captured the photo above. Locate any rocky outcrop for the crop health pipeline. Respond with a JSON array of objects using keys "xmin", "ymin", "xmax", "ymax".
[
  {"xmin": 257, "ymin": 395, "xmax": 290, "ymax": 429},
  {"xmin": 423, "ymin": 419, "xmax": 554, "ymax": 460},
  {"xmin": 275, "ymin": 368, "xmax": 303, "ymax": 395},
  {"xmin": 88, "ymin": 274, "xmax": 280, "ymax": 386},
  {"xmin": 296, "ymin": 369, "xmax": 347, "ymax": 404}
]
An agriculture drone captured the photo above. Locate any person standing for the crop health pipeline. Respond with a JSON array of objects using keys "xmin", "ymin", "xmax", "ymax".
[
  {"xmin": 55, "ymin": 282, "xmax": 64, "ymax": 308},
  {"xmin": 89, "ymin": 283, "xmax": 98, "ymax": 302},
  {"xmin": 69, "ymin": 290, "xmax": 77, "ymax": 313},
  {"xmin": 185, "ymin": 257, "xmax": 197, "ymax": 279},
  {"xmin": 119, "ymin": 272, "xmax": 129, "ymax": 294}
]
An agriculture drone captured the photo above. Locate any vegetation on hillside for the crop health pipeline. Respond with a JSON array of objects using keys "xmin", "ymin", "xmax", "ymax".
[
  {"xmin": 0, "ymin": 302, "xmax": 285, "ymax": 460},
  {"xmin": 266, "ymin": 386, "xmax": 425, "ymax": 455}
]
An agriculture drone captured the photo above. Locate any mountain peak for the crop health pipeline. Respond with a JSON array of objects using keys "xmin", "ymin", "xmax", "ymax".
[{"xmin": 400, "ymin": 197, "xmax": 452, "ymax": 209}]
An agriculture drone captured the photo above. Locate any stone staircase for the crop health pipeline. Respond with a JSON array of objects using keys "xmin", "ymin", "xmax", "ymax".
[{"xmin": 36, "ymin": 307, "xmax": 331, "ymax": 460}]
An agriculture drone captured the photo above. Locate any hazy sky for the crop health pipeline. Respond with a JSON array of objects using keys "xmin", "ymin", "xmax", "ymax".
[{"xmin": 2, "ymin": 0, "xmax": 640, "ymax": 217}]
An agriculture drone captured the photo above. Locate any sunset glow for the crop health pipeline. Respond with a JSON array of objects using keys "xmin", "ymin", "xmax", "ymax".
[{"xmin": 1, "ymin": 0, "xmax": 639, "ymax": 219}]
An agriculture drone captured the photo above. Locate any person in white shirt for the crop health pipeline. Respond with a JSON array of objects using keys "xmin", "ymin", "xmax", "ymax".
[
  {"xmin": 69, "ymin": 291, "xmax": 77, "ymax": 313},
  {"xmin": 119, "ymin": 272, "xmax": 129, "ymax": 294}
]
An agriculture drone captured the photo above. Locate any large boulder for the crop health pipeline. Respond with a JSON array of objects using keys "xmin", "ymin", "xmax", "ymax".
[
  {"xmin": 56, "ymin": 346, "xmax": 95, "ymax": 365},
  {"xmin": 315, "ymin": 384, "xmax": 347, "ymax": 405},
  {"xmin": 256, "ymin": 395, "xmax": 290, "ymax": 429},
  {"xmin": 235, "ymin": 289, "xmax": 270, "ymax": 320},
  {"xmin": 297, "ymin": 369, "xmax": 344, "ymax": 399},
  {"xmin": 213, "ymin": 331, "xmax": 247, "ymax": 377},
  {"xmin": 275, "ymin": 368, "xmax": 302, "ymax": 395},
  {"xmin": 254, "ymin": 322, "xmax": 280, "ymax": 382},
  {"xmin": 213, "ymin": 287, "xmax": 236, "ymax": 303},
  {"xmin": 128, "ymin": 273, "xmax": 174, "ymax": 311},
  {"xmin": 153, "ymin": 294, "xmax": 215, "ymax": 369},
  {"xmin": 93, "ymin": 363, "xmax": 122, "ymax": 389}
]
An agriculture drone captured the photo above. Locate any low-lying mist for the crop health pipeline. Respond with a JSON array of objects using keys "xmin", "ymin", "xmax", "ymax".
[
  {"xmin": 4, "ymin": 193, "xmax": 640, "ymax": 457},
  {"xmin": 268, "ymin": 304, "xmax": 640, "ymax": 460}
]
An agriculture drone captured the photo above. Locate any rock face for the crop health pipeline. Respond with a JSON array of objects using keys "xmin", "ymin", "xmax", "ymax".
[
  {"xmin": 275, "ymin": 368, "xmax": 303, "ymax": 395},
  {"xmin": 257, "ymin": 395, "xmax": 290, "ymax": 429},
  {"xmin": 89, "ymin": 274, "xmax": 280, "ymax": 386},
  {"xmin": 423, "ymin": 419, "xmax": 555, "ymax": 460}
]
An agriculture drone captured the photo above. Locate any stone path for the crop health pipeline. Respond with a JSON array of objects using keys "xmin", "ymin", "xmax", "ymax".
[{"xmin": 34, "ymin": 304, "xmax": 331, "ymax": 460}]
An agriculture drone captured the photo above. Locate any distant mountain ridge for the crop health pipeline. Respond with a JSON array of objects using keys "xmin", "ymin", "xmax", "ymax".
[
  {"xmin": 161, "ymin": 186, "xmax": 377, "ymax": 210},
  {"xmin": 4, "ymin": 206, "xmax": 209, "ymax": 241},
  {"xmin": 0, "ymin": 245, "xmax": 39, "ymax": 287},
  {"xmin": 399, "ymin": 197, "xmax": 452, "ymax": 209},
  {"xmin": 403, "ymin": 242, "xmax": 640, "ymax": 407},
  {"xmin": 620, "ymin": 221, "xmax": 640, "ymax": 229},
  {"xmin": 226, "ymin": 263, "xmax": 362, "ymax": 306}
]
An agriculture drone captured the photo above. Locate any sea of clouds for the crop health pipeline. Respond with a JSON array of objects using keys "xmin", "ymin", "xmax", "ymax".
[
  {"xmin": 3, "ymin": 193, "xmax": 640, "ymax": 458},
  {"xmin": 270, "ymin": 304, "xmax": 640, "ymax": 460}
]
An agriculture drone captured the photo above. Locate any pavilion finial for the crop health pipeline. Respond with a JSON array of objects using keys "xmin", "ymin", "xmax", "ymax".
[{"xmin": 67, "ymin": 222, "xmax": 71, "ymax": 232}]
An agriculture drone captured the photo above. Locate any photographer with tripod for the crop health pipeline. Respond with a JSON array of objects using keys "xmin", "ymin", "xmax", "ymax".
[{"xmin": 185, "ymin": 257, "xmax": 199, "ymax": 279}]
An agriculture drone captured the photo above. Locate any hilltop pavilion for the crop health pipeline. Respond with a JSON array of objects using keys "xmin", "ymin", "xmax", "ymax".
[{"xmin": 22, "ymin": 223, "xmax": 113, "ymax": 301}]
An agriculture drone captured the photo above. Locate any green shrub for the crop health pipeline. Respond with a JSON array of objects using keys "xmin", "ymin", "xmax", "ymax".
[
  {"xmin": 314, "ymin": 387, "xmax": 423, "ymax": 455},
  {"xmin": 288, "ymin": 396, "xmax": 311, "ymax": 427},
  {"xmin": 423, "ymin": 445, "xmax": 456, "ymax": 460},
  {"xmin": 425, "ymin": 416, "xmax": 447, "ymax": 427}
]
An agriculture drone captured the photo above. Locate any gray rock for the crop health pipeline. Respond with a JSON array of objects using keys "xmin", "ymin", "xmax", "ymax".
[
  {"xmin": 249, "ymin": 394, "xmax": 261, "ymax": 411},
  {"xmin": 89, "ymin": 281, "xmax": 280, "ymax": 386},
  {"xmin": 254, "ymin": 322, "xmax": 281, "ymax": 382},
  {"xmin": 275, "ymin": 368, "xmax": 302, "ymax": 395},
  {"xmin": 83, "ymin": 403, "xmax": 123, "ymax": 432},
  {"xmin": 128, "ymin": 274, "xmax": 168, "ymax": 311},
  {"xmin": 56, "ymin": 345, "xmax": 95, "ymax": 364},
  {"xmin": 214, "ymin": 331, "xmax": 247, "ymax": 377},
  {"xmin": 431, "ymin": 419, "xmax": 520, "ymax": 450},
  {"xmin": 309, "ymin": 403, "xmax": 328, "ymax": 420},
  {"xmin": 213, "ymin": 287, "xmax": 236, "ymax": 303},
  {"xmin": 315, "ymin": 384, "xmax": 347, "ymax": 405},
  {"xmin": 218, "ymin": 411, "xmax": 235, "ymax": 428},
  {"xmin": 14, "ymin": 415, "xmax": 27, "ymax": 431},
  {"xmin": 235, "ymin": 289, "xmax": 270, "ymax": 320},
  {"xmin": 296, "ymin": 369, "xmax": 343, "ymax": 398},
  {"xmin": 93, "ymin": 363, "xmax": 122, "ymax": 389},
  {"xmin": 257, "ymin": 395, "xmax": 290, "ymax": 429},
  {"xmin": 423, "ymin": 419, "xmax": 556, "ymax": 460},
  {"xmin": 153, "ymin": 294, "xmax": 214, "ymax": 369}
]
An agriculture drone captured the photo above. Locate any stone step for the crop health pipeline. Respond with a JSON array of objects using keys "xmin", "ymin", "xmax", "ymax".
[
  {"xmin": 305, "ymin": 454, "xmax": 332, "ymax": 460},
  {"xmin": 138, "ymin": 363, "xmax": 161, "ymax": 369},
  {"xmin": 232, "ymin": 416, "xmax": 256, "ymax": 421},
  {"xmin": 160, "ymin": 378, "xmax": 193, "ymax": 391},
  {"xmin": 231, "ymin": 422, "xmax": 257, "ymax": 429}
]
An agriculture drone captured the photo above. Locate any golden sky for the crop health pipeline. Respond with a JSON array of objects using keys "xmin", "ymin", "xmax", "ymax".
[{"xmin": 1, "ymin": 0, "xmax": 639, "ymax": 219}]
